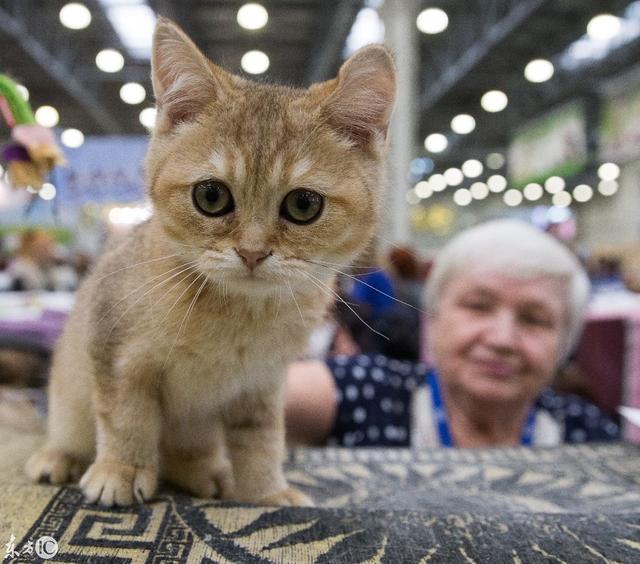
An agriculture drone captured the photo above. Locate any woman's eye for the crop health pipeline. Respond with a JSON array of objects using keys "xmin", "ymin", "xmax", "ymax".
[
  {"xmin": 192, "ymin": 180, "xmax": 234, "ymax": 217},
  {"xmin": 462, "ymin": 301, "xmax": 491, "ymax": 312},
  {"xmin": 520, "ymin": 313, "xmax": 553, "ymax": 327},
  {"xmin": 280, "ymin": 189, "xmax": 324, "ymax": 225}
]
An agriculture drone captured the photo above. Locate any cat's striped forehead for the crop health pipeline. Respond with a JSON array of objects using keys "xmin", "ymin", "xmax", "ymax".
[{"xmin": 207, "ymin": 146, "xmax": 313, "ymax": 189}]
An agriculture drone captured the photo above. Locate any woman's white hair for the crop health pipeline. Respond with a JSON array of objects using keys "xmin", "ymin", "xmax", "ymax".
[{"xmin": 424, "ymin": 219, "xmax": 591, "ymax": 358}]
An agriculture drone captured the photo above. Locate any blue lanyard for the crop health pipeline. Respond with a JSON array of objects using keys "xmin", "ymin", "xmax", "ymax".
[{"xmin": 426, "ymin": 370, "xmax": 537, "ymax": 447}]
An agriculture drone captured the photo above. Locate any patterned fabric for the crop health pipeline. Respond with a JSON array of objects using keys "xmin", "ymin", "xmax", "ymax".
[
  {"xmin": 327, "ymin": 354, "xmax": 423, "ymax": 446},
  {"xmin": 1, "ymin": 425, "xmax": 640, "ymax": 563},
  {"xmin": 328, "ymin": 354, "xmax": 620, "ymax": 447},
  {"xmin": 537, "ymin": 388, "xmax": 621, "ymax": 443}
]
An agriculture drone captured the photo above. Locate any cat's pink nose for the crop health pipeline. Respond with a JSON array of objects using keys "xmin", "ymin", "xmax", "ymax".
[{"xmin": 236, "ymin": 248, "xmax": 271, "ymax": 271}]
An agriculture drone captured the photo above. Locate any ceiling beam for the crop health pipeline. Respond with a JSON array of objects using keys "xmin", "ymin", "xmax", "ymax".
[
  {"xmin": 304, "ymin": 0, "xmax": 362, "ymax": 85},
  {"xmin": 0, "ymin": 5, "xmax": 122, "ymax": 134},
  {"xmin": 420, "ymin": 0, "xmax": 549, "ymax": 113}
]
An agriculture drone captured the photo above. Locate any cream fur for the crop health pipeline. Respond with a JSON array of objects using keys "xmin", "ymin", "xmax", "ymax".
[{"xmin": 25, "ymin": 17, "xmax": 396, "ymax": 507}]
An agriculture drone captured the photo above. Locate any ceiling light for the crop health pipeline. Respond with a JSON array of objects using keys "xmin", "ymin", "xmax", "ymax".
[
  {"xmin": 481, "ymin": 90, "xmax": 508, "ymax": 113},
  {"xmin": 470, "ymin": 182, "xmax": 489, "ymax": 200},
  {"xmin": 344, "ymin": 7, "xmax": 385, "ymax": 56},
  {"xmin": 587, "ymin": 14, "xmax": 622, "ymax": 41},
  {"xmin": 462, "ymin": 159, "xmax": 483, "ymax": 178},
  {"xmin": 424, "ymin": 133, "xmax": 448, "ymax": 153},
  {"xmin": 410, "ymin": 157, "xmax": 434, "ymax": 177},
  {"xmin": 486, "ymin": 152, "xmax": 505, "ymax": 169},
  {"xmin": 108, "ymin": 205, "xmax": 152, "ymax": 226},
  {"xmin": 573, "ymin": 184, "xmax": 593, "ymax": 202},
  {"xmin": 97, "ymin": 1, "xmax": 156, "ymax": 59},
  {"xmin": 598, "ymin": 162, "xmax": 620, "ymax": 181},
  {"xmin": 16, "ymin": 84, "xmax": 29, "ymax": 101},
  {"xmin": 39, "ymin": 183, "xmax": 57, "ymax": 200},
  {"xmin": 59, "ymin": 2, "xmax": 91, "ymax": 30},
  {"xmin": 237, "ymin": 3, "xmax": 269, "ymax": 30},
  {"xmin": 414, "ymin": 181, "xmax": 432, "ymax": 199},
  {"xmin": 61, "ymin": 128, "xmax": 84, "ymax": 148},
  {"xmin": 406, "ymin": 189, "xmax": 420, "ymax": 205},
  {"xmin": 524, "ymin": 59, "xmax": 554, "ymax": 83},
  {"xmin": 451, "ymin": 114, "xmax": 476, "ymax": 134},
  {"xmin": 487, "ymin": 174, "xmax": 507, "ymax": 193},
  {"xmin": 139, "ymin": 107, "xmax": 157, "ymax": 129},
  {"xmin": 35, "ymin": 105, "xmax": 59, "ymax": 127},
  {"xmin": 552, "ymin": 191, "xmax": 572, "ymax": 207},
  {"xmin": 547, "ymin": 205, "xmax": 571, "ymax": 223},
  {"xmin": 453, "ymin": 188, "xmax": 472, "ymax": 206},
  {"xmin": 444, "ymin": 168, "xmax": 463, "ymax": 186},
  {"xmin": 503, "ymin": 189, "xmax": 523, "ymax": 207},
  {"xmin": 120, "ymin": 82, "xmax": 146, "ymax": 105},
  {"xmin": 241, "ymin": 50, "xmax": 270, "ymax": 74},
  {"xmin": 598, "ymin": 180, "xmax": 619, "ymax": 196},
  {"xmin": 416, "ymin": 8, "xmax": 449, "ymax": 34},
  {"xmin": 96, "ymin": 49, "xmax": 124, "ymax": 73},
  {"xmin": 544, "ymin": 176, "xmax": 565, "ymax": 194},
  {"xmin": 429, "ymin": 174, "xmax": 447, "ymax": 192},
  {"xmin": 523, "ymin": 183, "xmax": 543, "ymax": 201}
]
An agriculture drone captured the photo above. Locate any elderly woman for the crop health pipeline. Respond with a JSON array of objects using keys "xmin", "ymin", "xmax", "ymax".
[{"xmin": 285, "ymin": 219, "xmax": 620, "ymax": 447}]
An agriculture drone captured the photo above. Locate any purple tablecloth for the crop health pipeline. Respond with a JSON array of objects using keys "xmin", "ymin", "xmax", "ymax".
[{"xmin": 0, "ymin": 309, "xmax": 68, "ymax": 349}]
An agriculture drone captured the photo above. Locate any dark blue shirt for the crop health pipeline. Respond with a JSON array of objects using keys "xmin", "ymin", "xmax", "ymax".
[{"xmin": 327, "ymin": 355, "xmax": 621, "ymax": 447}]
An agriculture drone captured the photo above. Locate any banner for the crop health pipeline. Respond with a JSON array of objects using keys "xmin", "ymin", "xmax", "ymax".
[
  {"xmin": 54, "ymin": 135, "xmax": 148, "ymax": 205},
  {"xmin": 600, "ymin": 86, "xmax": 640, "ymax": 163},
  {"xmin": 508, "ymin": 102, "xmax": 587, "ymax": 187}
]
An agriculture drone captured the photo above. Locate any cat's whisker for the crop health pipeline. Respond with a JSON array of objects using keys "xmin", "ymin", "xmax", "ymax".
[
  {"xmin": 162, "ymin": 273, "xmax": 208, "ymax": 370},
  {"xmin": 95, "ymin": 253, "xmax": 183, "ymax": 281},
  {"xmin": 104, "ymin": 263, "xmax": 200, "ymax": 342},
  {"xmin": 301, "ymin": 270, "xmax": 390, "ymax": 342},
  {"xmin": 372, "ymin": 232, "xmax": 404, "ymax": 250},
  {"xmin": 150, "ymin": 268, "xmax": 203, "ymax": 334},
  {"xmin": 97, "ymin": 261, "xmax": 199, "ymax": 326},
  {"xmin": 274, "ymin": 287, "xmax": 282, "ymax": 322},
  {"xmin": 306, "ymin": 259, "xmax": 430, "ymax": 317},
  {"xmin": 221, "ymin": 279, "xmax": 229, "ymax": 306},
  {"xmin": 310, "ymin": 259, "xmax": 387, "ymax": 274},
  {"xmin": 287, "ymin": 280, "xmax": 306, "ymax": 327}
]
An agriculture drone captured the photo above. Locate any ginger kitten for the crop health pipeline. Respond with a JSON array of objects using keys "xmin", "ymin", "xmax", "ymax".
[{"xmin": 25, "ymin": 17, "xmax": 396, "ymax": 506}]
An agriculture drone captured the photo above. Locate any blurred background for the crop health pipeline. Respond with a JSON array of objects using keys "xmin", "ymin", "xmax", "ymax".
[
  {"xmin": 0, "ymin": 1, "xmax": 639, "ymax": 435},
  {"xmin": 1, "ymin": 1, "xmax": 639, "ymax": 276}
]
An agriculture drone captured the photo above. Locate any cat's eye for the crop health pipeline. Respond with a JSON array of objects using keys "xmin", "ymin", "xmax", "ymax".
[
  {"xmin": 280, "ymin": 189, "xmax": 324, "ymax": 225},
  {"xmin": 192, "ymin": 179, "xmax": 234, "ymax": 217}
]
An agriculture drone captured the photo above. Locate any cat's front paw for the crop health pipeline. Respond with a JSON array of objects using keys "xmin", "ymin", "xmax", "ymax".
[
  {"xmin": 162, "ymin": 454, "xmax": 233, "ymax": 499},
  {"xmin": 25, "ymin": 447, "xmax": 86, "ymax": 484},
  {"xmin": 79, "ymin": 460, "xmax": 157, "ymax": 506},
  {"xmin": 259, "ymin": 486, "xmax": 314, "ymax": 507}
]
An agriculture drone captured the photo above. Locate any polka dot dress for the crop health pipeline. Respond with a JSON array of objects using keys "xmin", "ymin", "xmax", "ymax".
[
  {"xmin": 326, "ymin": 354, "xmax": 425, "ymax": 447},
  {"xmin": 327, "ymin": 355, "xmax": 621, "ymax": 448},
  {"xmin": 536, "ymin": 389, "xmax": 620, "ymax": 443}
]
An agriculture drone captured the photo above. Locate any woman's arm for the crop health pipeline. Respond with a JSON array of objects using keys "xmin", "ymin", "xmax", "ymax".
[{"xmin": 285, "ymin": 360, "xmax": 338, "ymax": 446}]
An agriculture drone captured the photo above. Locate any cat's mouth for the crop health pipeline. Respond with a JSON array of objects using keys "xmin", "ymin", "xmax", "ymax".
[{"xmin": 199, "ymin": 263, "xmax": 282, "ymax": 292}]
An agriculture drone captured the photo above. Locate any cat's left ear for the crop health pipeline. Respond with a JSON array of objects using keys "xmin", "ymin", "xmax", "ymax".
[
  {"xmin": 151, "ymin": 17, "xmax": 227, "ymax": 132},
  {"xmin": 322, "ymin": 45, "xmax": 396, "ymax": 151}
]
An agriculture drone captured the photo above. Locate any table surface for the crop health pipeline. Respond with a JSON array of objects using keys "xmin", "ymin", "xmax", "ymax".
[{"xmin": 1, "ymin": 427, "xmax": 639, "ymax": 563}]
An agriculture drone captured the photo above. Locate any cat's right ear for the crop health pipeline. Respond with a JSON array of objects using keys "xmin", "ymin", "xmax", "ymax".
[
  {"xmin": 319, "ymin": 45, "xmax": 396, "ymax": 152},
  {"xmin": 151, "ymin": 17, "xmax": 225, "ymax": 132}
]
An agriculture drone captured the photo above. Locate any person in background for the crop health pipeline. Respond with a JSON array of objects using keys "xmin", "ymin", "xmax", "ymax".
[
  {"xmin": 387, "ymin": 245, "xmax": 424, "ymax": 310},
  {"xmin": 285, "ymin": 219, "xmax": 620, "ymax": 448},
  {"xmin": 344, "ymin": 250, "xmax": 398, "ymax": 357},
  {"xmin": 590, "ymin": 256, "xmax": 627, "ymax": 293},
  {"xmin": 349, "ymin": 262, "xmax": 396, "ymax": 319},
  {"xmin": 7, "ymin": 230, "xmax": 56, "ymax": 291}
]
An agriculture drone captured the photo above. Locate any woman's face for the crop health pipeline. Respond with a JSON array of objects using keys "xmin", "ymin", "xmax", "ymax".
[{"xmin": 430, "ymin": 268, "xmax": 567, "ymax": 405}]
